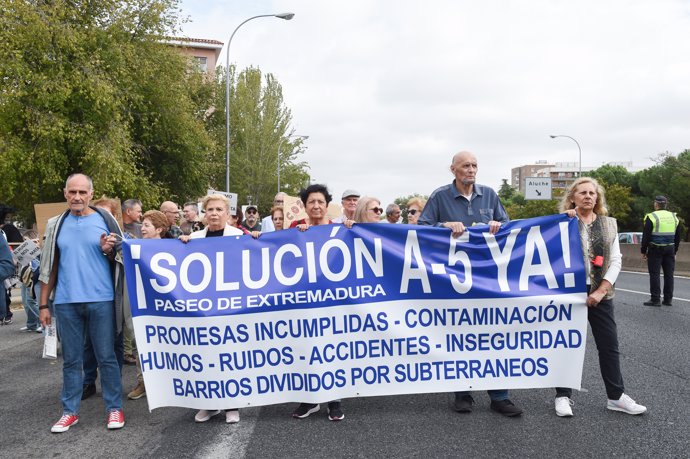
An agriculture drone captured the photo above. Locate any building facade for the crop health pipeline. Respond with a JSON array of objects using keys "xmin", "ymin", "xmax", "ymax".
[
  {"xmin": 512, "ymin": 160, "xmax": 637, "ymax": 196},
  {"xmin": 164, "ymin": 37, "xmax": 224, "ymax": 77}
]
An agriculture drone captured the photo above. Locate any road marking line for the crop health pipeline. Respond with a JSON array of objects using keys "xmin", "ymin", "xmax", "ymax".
[
  {"xmin": 197, "ymin": 409, "xmax": 258, "ymax": 459},
  {"xmin": 621, "ymin": 270, "xmax": 690, "ymax": 280},
  {"xmin": 616, "ymin": 288, "xmax": 690, "ymax": 303}
]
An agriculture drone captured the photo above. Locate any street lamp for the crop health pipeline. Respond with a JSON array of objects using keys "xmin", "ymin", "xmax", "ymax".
[
  {"xmin": 278, "ymin": 134, "xmax": 309, "ymax": 193},
  {"xmin": 225, "ymin": 12, "xmax": 295, "ymax": 192},
  {"xmin": 550, "ymin": 134, "xmax": 582, "ymax": 176}
]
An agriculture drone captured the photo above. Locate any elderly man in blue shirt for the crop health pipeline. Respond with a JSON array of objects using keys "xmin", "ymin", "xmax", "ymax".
[{"xmin": 418, "ymin": 150, "xmax": 522, "ymax": 417}]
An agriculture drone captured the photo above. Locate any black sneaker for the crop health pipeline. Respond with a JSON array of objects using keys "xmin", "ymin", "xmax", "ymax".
[
  {"xmin": 81, "ymin": 383, "xmax": 97, "ymax": 400},
  {"xmin": 452, "ymin": 394, "xmax": 474, "ymax": 413},
  {"xmin": 643, "ymin": 300, "xmax": 661, "ymax": 307},
  {"xmin": 327, "ymin": 402, "xmax": 344, "ymax": 421},
  {"xmin": 292, "ymin": 403, "xmax": 320, "ymax": 419},
  {"xmin": 662, "ymin": 299, "xmax": 673, "ymax": 306},
  {"xmin": 490, "ymin": 399, "xmax": 523, "ymax": 417},
  {"xmin": 2, "ymin": 317, "xmax": 12, "ymax": 325}
]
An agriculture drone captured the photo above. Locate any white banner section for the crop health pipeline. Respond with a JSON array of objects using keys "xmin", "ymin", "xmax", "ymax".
[{"xmin": 134, "ymin": 294, "xmax": 586, "ymax": 410}]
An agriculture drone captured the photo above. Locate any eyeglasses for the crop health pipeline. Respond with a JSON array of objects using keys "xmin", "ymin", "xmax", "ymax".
[
  {"xmin": 369, "ymin": 207, "xmax": 384, "ymax": 214},
  {"xmin": 408, "ymin": 209, "xmax": 419, "ymax": 215}
]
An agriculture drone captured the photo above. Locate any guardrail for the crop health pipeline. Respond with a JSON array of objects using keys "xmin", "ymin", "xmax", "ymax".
[{"xmin": 620, "ymin": 242, "xmax": 690, "ymax": 277}]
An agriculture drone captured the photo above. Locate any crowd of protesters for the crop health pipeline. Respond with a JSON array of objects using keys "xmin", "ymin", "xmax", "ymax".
[{"xmin": 0, "ymin": 151, "xmax": 650, "ymax": 433}]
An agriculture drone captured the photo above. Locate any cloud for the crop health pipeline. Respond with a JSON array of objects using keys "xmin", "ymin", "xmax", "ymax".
[{"xmin": 179, "ymin": 0, "xmax": 690, "ymax": 206}]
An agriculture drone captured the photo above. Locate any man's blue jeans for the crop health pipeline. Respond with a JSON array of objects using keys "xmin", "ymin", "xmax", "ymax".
[
  {"xmin": 84, "ymin": 330, "xmax": 124, "ymax": 385},
  {"xmin": 21, "ymin": 284, "xmax": 40, "ymax": 329},
  {"xmin": 55, "ymin": 301, "xmax": 122, "ymax": 415}
]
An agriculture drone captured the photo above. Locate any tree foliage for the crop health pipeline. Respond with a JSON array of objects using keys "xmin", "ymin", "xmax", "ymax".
[
  {"xmin": 393, "ymin": 193, "xmax": 429, "ymax": 223},
  {"xmin": 500, "ymin": 152, "xmax": 690, "ymax": 239},
  {"xmin": 0, "ymin": 0, "xmax": 214, "ymax": 222},
  {"xmin": 205, "ymin": 66, "xmax": 309, "ymax": 216},
  {"xmin": 504, "ymin": 199, "xmax": 559, "ymax": 220},
  {"xmin": 635, "ymin": 150, "xmax": 690, "ymax": 237},
  {"xmin": 498, "ymin": 179, "xmax": 515, "ymax": 202}
]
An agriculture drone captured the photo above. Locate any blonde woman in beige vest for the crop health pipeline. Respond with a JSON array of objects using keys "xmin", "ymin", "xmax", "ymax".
[{"xmin": 554, "ymin": 177, "xmax": 646, "ymax": 417}]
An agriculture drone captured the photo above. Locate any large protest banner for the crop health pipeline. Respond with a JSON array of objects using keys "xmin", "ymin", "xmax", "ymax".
[{"xmin": 122, "ymin": 214, "xmax": 587, "ymax": 411}]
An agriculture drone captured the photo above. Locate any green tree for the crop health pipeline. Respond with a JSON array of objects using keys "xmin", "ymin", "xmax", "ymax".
[
  {"xmin": 602, "ymin": 183, "xmax": 633, "ymax": 222},
  {"xmin": 637, "ymin": 150, "xmax": 690, "ymax": 239},
  {"xmin": 206, "ymin": 66, "xmax": 309, "ymax": 216},
  {"xmin": 587, "ymin": 164, "xmax": 635, "ymax": 189},
  {"xmin": 393, "ymin": 193, "xmax": 429, "ymax": 223},
  {"xmin": 505, "ymin": 200, "xmax": 559, "ymax": 220},
  {"xmin": 584, "ymin": 164, "xmax": 638, "ymax": 230},
  {"xmin": 0, "ymin": 0, "xmax": 215, "ymax": 222},
  {"xmin": 498, "ymin": 179, "xmax": 515, "ymax": 202}
]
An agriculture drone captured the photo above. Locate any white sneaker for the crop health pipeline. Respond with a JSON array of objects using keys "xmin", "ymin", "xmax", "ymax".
[
  {"xmin": 225, "ymin": 409, "xmax": 240, "ymax": 424},
  {"xmin": 195, "ymin": 409, "xmax": 221, "ymax": 422},
  {"xmin": 607, "ymin": 393, "xmax": 647, "ymax": 415},
  {"xmin": 555, "ymin": 396, "xmax": 574, "ymax": 417}
]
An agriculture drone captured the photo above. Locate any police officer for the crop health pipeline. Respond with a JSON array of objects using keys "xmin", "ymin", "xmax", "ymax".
[{"xmin": 641, "ymin": 196, "xmax": 681, "ymax": 306}]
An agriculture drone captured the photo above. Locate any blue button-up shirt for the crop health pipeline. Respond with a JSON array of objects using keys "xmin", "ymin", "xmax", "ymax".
[{"xmin": 418, "ymin": 181, "xmax": 509, "ymax": 227}]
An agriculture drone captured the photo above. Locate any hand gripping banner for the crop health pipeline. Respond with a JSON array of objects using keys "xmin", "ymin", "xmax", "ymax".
[{"xmin": 122, "ymin": 214, "xmax": 587, "ymax": 410}]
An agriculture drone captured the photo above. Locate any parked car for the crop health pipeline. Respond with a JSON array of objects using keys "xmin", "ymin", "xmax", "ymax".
[{"xmin": 618, "ymin": 232, "xmax": 643, "ymax": 244}]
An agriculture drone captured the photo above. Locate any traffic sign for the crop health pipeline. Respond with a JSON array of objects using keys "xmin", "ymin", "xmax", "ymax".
[{"xmin": 524, "ymin": 177, "xmax": 552, "ymax": 200}]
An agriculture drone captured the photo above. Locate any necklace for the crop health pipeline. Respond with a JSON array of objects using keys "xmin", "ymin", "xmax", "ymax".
[{"xmin": 579, "ymin": 212, "xmax": 596, "ymax": 226}]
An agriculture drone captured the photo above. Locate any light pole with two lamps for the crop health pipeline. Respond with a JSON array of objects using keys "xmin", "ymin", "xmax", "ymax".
[{"xmin": 224, "ymin": 12, "xmax": 295, "ymax": 192}]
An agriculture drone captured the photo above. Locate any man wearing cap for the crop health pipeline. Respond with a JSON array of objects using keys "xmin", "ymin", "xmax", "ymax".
[
  {"xmin": 261, "ymin": 192, "xmax": 286, "ymax": 232},
  {"xmin": 641, "ymin": 195, "xmax": 681, "ymax": 306},
  {"xmin": 333, "ymin": 190, "xmax": 360, "ymax": 223},
  {"xmin": 242, "ymin": 205, "xmax": 262, "ymax": 232}
]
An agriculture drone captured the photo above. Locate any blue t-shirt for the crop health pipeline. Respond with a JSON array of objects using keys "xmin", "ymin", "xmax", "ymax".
[{"xmin": 54, "ymin": 212, "xmax": 114, "ymax": 304}]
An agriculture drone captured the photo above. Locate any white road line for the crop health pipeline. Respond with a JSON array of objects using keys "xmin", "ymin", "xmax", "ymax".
[
  {"xmin": 621, "ymin": 270, "xmax": 690, "ymax": 280},
  {"xmin": 616, "ymin": 288, "xmax": 690, "ymax": 303},
  {"xmin": 619, "ymin": 271, "xmax": 690, "ymax": 302},
  {"xmin": 198, "ymin": 408, "xmax": 259, "ymax": 459}
]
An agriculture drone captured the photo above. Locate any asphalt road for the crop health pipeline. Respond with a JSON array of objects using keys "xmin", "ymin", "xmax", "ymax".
[{"xmin": 1, "ymin": 271, "xmax": 688, "ymax": 458}]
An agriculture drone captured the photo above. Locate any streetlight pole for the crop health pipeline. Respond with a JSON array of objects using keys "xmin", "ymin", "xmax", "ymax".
[
  {"xmin": 278, "ymin": 134, "xmax": 309, "ymax": 193},
  {"xmin": 225, "ymin": 12, "xmax": 295, "ymax": 192},
  {"xmin": 550, "ymin": 134, "xmax": 582, "ymax": 176}
]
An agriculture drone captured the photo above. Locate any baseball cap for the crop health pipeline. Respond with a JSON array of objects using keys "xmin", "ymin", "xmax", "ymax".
[
  {"xmin": 341, "ymin": 189, "xmax": 360, "ymax": 199},
  {"xmin": 654, "ymin": 196, "xmax": 667, "ymax": 204}
]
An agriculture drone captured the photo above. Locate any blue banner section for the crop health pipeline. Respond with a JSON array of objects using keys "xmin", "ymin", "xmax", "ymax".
[{"xmin": 122, "ymin": 214, "xmax": 585, "ymax": 318}]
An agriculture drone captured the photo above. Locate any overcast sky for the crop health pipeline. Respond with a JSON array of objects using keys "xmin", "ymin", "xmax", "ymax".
[{"xmin": 178, "ymin": 0, "xmax": 690, "ymax": 207}]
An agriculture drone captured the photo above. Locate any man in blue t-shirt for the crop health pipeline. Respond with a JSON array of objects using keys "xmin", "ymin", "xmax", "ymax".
[
  {"xmin": 39, "ymin": 173, "xmax": 125, "ymax": 433},
  {"xmin": 418, "ymin": 151, "xmax": 522, "ymax": 417}
]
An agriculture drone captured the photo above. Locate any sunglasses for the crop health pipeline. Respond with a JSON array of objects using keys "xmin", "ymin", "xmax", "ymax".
[
  {"xmin": 246, "ymin": 209, "xmax": 257, "ymax": 214},
  {"xmin": 408, "ymin": 209, "xmax": 419, "ymax": 215},
  {"xmin": 369, "ymin": 207, "xmax": 384, "ymax": 214}
]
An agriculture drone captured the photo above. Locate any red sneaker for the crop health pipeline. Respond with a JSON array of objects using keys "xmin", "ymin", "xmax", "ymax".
[
  {"xmin": 107, "ymin": 409, "xmax": 125, "ymax": 429},
  {"xmin": 51, "ymin": 414, "xmax": 79, "ymax": 433}
]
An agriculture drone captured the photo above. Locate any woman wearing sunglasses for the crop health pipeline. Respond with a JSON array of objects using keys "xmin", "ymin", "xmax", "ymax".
[
  {"xmin": 351, "ymin": 197, "xmax": 384, "ymax": 224},
  {"xmin": 406, "ymin": 197, "xmax": 426, "ymax": 225}
]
